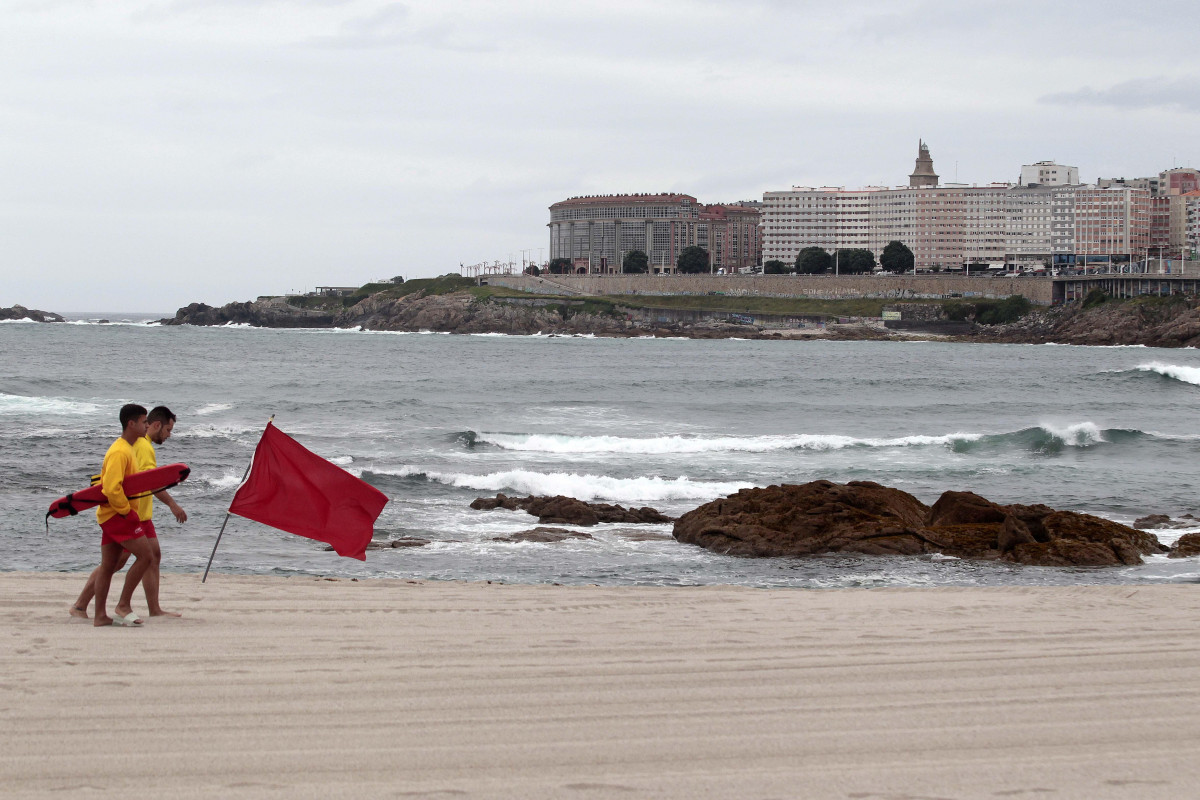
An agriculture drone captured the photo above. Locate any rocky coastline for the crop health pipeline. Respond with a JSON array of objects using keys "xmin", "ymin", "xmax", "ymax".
[
  {"xmin": 672, "ymin": 480, "xmax": 1177, "ymax": 567},
  {"xmin": 367, "ymin": 485, "xmax": 1190, "ymax": 569},
  {"xmin": 1, "ymin": 305, "xmax": 64, "ymax": 323},
  {"xmin": 161, "ymin": 285, "xmax": 1200, "ymax": 347}
]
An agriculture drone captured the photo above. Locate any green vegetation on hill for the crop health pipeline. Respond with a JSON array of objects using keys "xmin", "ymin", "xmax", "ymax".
[
  {"xmin": 286, "ymin": 274, "xmax": 476, "ymax": 310},
  {"xmin": 942, "ymin": 295, "xmax": 1032, "ymax": 325}
]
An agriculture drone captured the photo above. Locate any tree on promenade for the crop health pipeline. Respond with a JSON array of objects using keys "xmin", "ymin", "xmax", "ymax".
[
  {"xmin": 795, "ymin": 247, "xmax": 832, "ymax": 274},
  {"xmin": 880, "ymin": 241, "xmax": 915, "ymax": 274},
  {"xmin": 547, "ymin": 258, "xmax": 572, "ymax": 275},
  {"xmin": 834, "ymin": 248, "xmax": 876, "ymax": 274},
  {"xmin": 623, "ymin": 250, "xmax": 649, "ymax": 274},
  {"xmin": 677, "ymin": 245, "xmax": 709, "ymax": 274},
  {"xmin": 764, "ymin": 259, "xmax": 791, "ymax": 274},
  {"xmin": 524, "ymin": 265, "xmax": 540, "ymax": 276}
]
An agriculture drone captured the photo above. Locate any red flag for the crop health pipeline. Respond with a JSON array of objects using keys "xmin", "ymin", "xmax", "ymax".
[{"xmin": 229, "ymin": 422, "xmax": 389, "ymax": 560}]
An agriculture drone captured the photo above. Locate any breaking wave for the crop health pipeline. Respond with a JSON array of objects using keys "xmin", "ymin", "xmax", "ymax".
[
  {"xmin": 194, "ymin": 403, "xmax": 233, "ymax": 416},
  {"xmin": 950, "ymin": 423, "xmax": 1150, "ymax": 455},
  {"xmin": 1134, "ymin": 362, "xmax": 1200, "ymax": 386},
  {"xmin": 0, "ymin": 392, "xmax": 100, "ymax": 416},
  {"xmin": 367, "ymin": 467, "xmax": 752, "ymax": 504},
  {"xmin": 462, "ymin": 424, "xmax": 1166, "ymax": 456},
  {"xmin": 465, "ymin": 431, "xmax": 983, "ymax": 454}
]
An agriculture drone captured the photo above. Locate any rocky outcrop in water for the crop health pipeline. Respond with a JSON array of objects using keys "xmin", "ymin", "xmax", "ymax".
[
  {"xmin": 493, "ymin": 527, "xmax": 596, "ymax": 543},
  {"xmin": 471, "ymin": 493, "xmax": 674, "ymax": 527},
  {"xmin": 672, "ymin": 480, "xmax": 1167, "ymax": 567},
  {"xmin": 1168, "ymin": 533, "xmax": 1200, "ymax": 559},
  {"xmin": 1, "ymin": 305, "xmax": 64, "ymax": 322},
  {"xmin": 164, "ymin": 298, "xmax": 337, "ymax": 327},
  {"xmin": 1133, "ymin": 513, "xmax": 1199, "ymax": 530}
]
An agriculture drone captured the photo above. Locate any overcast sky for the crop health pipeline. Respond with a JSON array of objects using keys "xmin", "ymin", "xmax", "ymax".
[{"xmin": 4, "ymin": 0, "xmax": 1198, "ymax": 313}]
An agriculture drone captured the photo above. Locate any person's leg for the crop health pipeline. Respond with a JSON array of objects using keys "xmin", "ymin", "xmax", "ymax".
[
  {"xmin": 114, "ymin": 535, "xmax": 155, "ymax": 621},
  {"xmin": 71, "ymin": 550, "xmax": 131, "ymax": 617},
  {"xmin": 93, "ymin": 542, "xmax": 126, "ymax": 627},
  {"xmin": 141, "ymin": 536, "xmax": 179, "ymax": 617}
]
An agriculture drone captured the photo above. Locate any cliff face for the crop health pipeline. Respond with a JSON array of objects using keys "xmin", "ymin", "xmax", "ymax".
[
  {"xmin": 166, "ymin": 292, "xmax": 673, "ymax": 336},
  {"xmin": 974, "ymin": 296, "xmax": 1200, "ymax": 348},
  {"xmin": 342, "ymin": 292, "xmax": 632, "ymax": 335}
]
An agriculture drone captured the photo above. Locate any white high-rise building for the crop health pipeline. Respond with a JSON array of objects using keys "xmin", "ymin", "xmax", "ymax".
[{"xmin": 1019, "ymin": 161, "xmax": 1080, "ymax": 187}]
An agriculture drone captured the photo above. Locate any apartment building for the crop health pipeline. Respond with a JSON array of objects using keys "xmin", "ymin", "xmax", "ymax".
[
  {"xmin": 1019, "ymin": 161, "xmax": 1080, "ymax": 186},
  {"xmin": 547, "ymin": 193, "xmax": 760, "ymax": 273},
  {"xmin": 1186, "ymin": 192, "xmax": 1200, "ymax": 258},
  {"xmin": 762, "ymin": 144, "xmax": 1160, "ymax": 271}
]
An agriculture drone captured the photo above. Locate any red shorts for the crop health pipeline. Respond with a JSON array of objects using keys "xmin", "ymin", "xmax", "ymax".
[{"xmin": 100, "ymin": 512, "xmax": 147, "ymax": 547}]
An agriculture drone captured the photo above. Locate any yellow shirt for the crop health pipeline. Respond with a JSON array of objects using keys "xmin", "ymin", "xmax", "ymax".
[
  {"xmin": 133, "ymin": 435, "xmax": 157, "ymax": 520},
  {"xmin": 96, "ymin": 437, "xmax": 136, "ymax": 525}
]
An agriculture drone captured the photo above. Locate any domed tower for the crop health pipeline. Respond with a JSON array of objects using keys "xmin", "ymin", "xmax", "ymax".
[{"xmin": 909, "ymin": 140, "xmax": 939, "ymax": 188}]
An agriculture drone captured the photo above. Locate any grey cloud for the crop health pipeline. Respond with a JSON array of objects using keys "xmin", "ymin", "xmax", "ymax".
[
  {"xmin": 304, "ymin": 5, "xmax": 493, "ymax": 52},
  {"xmin": 1041, "ymin": 77, "xmax": 1200, "ymax": 114}
]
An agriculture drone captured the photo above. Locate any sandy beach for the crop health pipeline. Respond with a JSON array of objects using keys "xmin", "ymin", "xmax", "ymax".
[{"xmin": 2, "ymin": 573, "xmax": 1199, "ymax": 799}]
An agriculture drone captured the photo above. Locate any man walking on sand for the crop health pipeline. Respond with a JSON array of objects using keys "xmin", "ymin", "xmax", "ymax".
[{"xmin": 71, "ymin": 405, "xmax": 187, "ymax": 622}]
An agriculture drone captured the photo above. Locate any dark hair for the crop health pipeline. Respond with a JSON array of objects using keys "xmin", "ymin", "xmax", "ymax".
[
  {"xmin": 119, "ymin": 404, "xmax": 148, "ymax": 429},
  {"xmin": 147, "ymin": 406, "xmax": 176, "ymax": 426}
]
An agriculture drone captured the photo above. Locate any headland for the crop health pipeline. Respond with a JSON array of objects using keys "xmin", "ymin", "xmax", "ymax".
[{"xmin": 162, "ymin": 274, "xmax": 1200, "ymax": 347}]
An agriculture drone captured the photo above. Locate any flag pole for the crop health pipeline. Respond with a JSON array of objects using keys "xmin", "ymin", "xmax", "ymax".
[{"xmin": 202, "ymin": 415, "xmax": 273, "ymax": 583}]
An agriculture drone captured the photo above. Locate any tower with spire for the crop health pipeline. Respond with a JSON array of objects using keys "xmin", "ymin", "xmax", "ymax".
[{"xmin": 909, "ymin": 140, "xmax": 939, "ymax": 188}]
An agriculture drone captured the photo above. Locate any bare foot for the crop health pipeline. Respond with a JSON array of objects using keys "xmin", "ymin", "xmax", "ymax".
[
  {"xmin": 69, "ymin": 605, "xmax": 89, "ymax": 619},
  {"xmin": 94, "ymin": 616, "xmax": 113, "ymax": 627},
  {"xmin": 149, "ymin": 610, "xmax": 182, "ymax": 618}
]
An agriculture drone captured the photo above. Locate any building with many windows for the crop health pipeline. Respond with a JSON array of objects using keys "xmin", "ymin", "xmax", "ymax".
[
  {"xmin": 1019, "ymin": 161, "xmax": 1080, "ymax": 187},
  {"xmin": 547, "ymin": 193, "xmax": 760, "ymax": 273},
  {"xmin": 761, "ymin": 143, "xmax": 1164, "ymax": 272}
]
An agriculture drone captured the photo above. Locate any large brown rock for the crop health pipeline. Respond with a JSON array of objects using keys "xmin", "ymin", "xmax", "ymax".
[
  {"xmin": 673, "ymin": 480, "xmax": 1167, "ymax": 567},
  {"xmin": 1168, "ymin": 533, "xmax": 1200, "ymax": 559},
  {"xmin": 471, "ymin": 493, "xmax": 673, "ymax": 526}
]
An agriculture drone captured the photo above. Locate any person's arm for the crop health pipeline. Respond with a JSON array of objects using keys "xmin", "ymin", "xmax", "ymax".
[
  {"xmin": 154, "ymin": 488, "xmax": 186, "ymax": 523},
  {"xmin": 101, "ymin": 452, "xmax": 133, "ymax": 517}
]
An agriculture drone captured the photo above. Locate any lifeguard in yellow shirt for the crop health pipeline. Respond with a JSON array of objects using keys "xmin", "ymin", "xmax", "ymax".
[
  {"xmin": 72, "ymin": 405, "xmax": 187, "ymax": 623},
  {"xmin": 85, "ymin": 404, "xmax": 158, "ymax": 627}
]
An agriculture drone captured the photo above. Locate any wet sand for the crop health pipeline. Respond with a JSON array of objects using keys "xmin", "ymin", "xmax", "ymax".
[{"xmin": 3, "ymin": 572, "xmax": 1199, "ymax": 799}]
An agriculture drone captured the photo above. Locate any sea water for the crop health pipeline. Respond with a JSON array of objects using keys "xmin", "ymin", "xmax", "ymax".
[{"xmin": 3, "ymin": 316, "xmax": 1200, "ymax": 587}]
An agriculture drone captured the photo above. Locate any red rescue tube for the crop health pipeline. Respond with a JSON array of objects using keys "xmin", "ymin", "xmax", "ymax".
[{"xmin": 47, "ymin": 463, "xmax": 191, "ymax": 520}]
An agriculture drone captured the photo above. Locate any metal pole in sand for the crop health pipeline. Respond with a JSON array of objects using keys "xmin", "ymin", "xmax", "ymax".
[{"xmin": 202, "ymin": 415, "xmax": 273, "ymax": 583}]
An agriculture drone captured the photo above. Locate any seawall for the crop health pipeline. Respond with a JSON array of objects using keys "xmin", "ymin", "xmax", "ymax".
[{"xmin": 489, "ymin": 274, "xmax": 1055, "ymax": 304}]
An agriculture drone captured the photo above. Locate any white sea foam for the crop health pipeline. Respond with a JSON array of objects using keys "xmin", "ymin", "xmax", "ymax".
[
  {"xmin": 1036, "ymin": 421, "xmax": 1106, "ymax": 446},
  {"xmin": 194, "ymin": 403, "xmax": 233, "ymax": 416},
  {"xmin": 0, "ymin": 392, "xmax": 100, "ymax": 416},
  {"xmin": 180, "ymin": 424, "xmax": 260, "ymax": 440},
  {"xmin": 324, "ymin": 327, "xmax": 415, "ymax": 335},
  {"xmin": 382, "ymin": 466, "xmax": 752, "ymax": 504},
  {"xmin": 329, "ymin": 455, "xmax": 353, "ymax": 466},
  {"xmin": 474, "ymin": 431, "xmax": 983, "ymax": 455},
  {"xmin": 1136, "ymin": 362, "xmax": 1200, "ymax": 387},
  {"xmin": 204, "ymin": 471, "xmax": 246, "ymax": 491}
]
